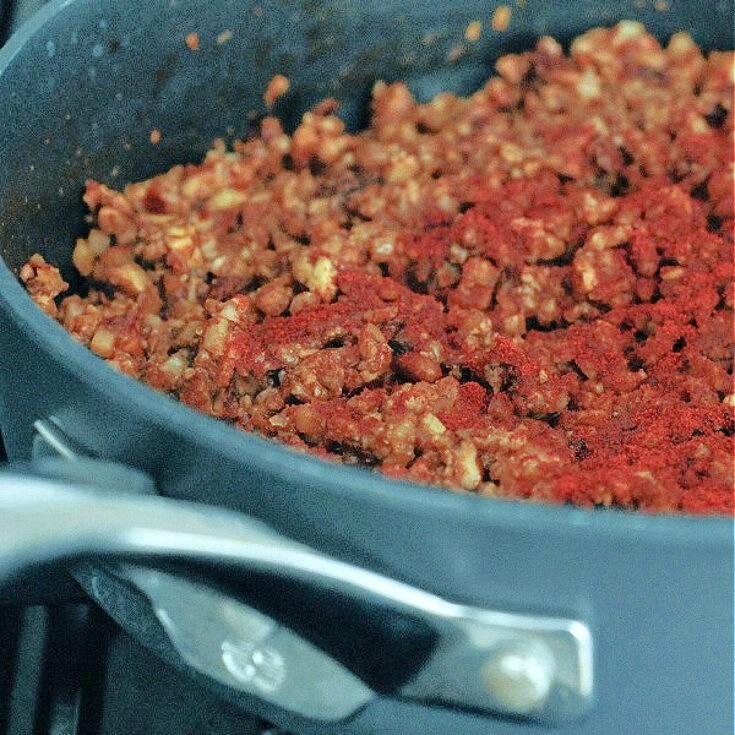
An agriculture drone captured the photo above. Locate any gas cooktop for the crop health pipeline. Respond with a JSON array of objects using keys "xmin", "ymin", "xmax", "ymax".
[{"xmin": 0, "ymin": 603, "xmax": 281, "ymax": 735}]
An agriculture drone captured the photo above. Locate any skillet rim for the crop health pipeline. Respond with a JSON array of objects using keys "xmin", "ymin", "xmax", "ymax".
[{"xmin": 0, "ymin": 0, "xmax": 730, "ymax": 548}]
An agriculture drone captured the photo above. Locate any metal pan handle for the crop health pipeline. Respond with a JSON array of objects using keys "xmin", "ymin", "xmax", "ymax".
[{"xmin": 0, "ymin": 425, "xmax": 594, "ymax": 726}]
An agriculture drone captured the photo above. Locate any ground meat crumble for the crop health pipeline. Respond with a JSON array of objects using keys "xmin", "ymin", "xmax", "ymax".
[{"xmin": 22, "ymin": 23, "xmax": 734, "ymax": 513}]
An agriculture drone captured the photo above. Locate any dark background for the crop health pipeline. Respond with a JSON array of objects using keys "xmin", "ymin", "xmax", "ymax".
[{"xmin": 0, "ymin": 0, "xmax": 45, "ymax": 45}]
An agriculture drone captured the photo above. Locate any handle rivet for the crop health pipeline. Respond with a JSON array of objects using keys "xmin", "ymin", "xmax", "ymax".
[{"xmin": 481, "ymin": 639, "xmax": 555, "ymax": 714}]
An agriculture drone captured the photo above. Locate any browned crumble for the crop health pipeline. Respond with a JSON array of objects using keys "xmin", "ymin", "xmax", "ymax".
[{"xmin": 23, "ymin": 23, "xmax": 734, "ymax": 513}]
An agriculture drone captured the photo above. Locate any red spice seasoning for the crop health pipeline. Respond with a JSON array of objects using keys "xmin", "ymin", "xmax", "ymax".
[{"xmin": 21, "ymin": 23, "xmax": 734, "ymax": 513}]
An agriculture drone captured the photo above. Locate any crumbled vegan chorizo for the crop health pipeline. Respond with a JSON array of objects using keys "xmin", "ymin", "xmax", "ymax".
[
  {"xmin": 491, "ymin": 6, "xmax": 512, "ymax": 32},
  {"xmin": 24, "ymin": 24, "xmax": 734, "ymax": 513},
  {"xmin": 465, "ymin": 21, "xmax": 482, "ymax": 42},
  {"xmin": 263, "ymin": 74, "xmax": 290, "ymax": 107},
  {"xmin": 20, "ymin": 254, "xmax": 68, "ymax": 318}
]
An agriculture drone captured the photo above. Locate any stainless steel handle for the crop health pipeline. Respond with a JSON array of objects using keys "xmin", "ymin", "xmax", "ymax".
[{"xmin": 0, "ymin": 420, "xmax": 594, "ymax": 725}]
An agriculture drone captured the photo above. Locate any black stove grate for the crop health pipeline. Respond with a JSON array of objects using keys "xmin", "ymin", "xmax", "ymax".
[{"xmin": 0, "ymin": 600, "xmax": 286, "ymax": 735}]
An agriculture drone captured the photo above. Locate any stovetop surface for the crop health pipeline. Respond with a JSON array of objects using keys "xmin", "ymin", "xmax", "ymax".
[{"xmin": 1, "ymin": 602, "xmax": 278, "ymax": 735}]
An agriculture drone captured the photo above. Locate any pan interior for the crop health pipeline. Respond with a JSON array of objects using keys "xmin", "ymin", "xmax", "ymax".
[{"xmin": 0, "ymin": 0, "xmax": 730, "ymax": 285}]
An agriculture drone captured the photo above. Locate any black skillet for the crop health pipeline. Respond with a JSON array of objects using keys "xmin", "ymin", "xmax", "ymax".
[{"xmin": 0, "ymin": 1, "xmax": 732, "ymax": 733}]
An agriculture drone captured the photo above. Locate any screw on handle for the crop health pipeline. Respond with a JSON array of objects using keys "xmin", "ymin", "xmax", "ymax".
[
  {"xmin": 481, "ymin": 639, "xmax": 556, "ymax": 713},
  {"xmin": 0, "ymin": 470, "xmax": 592, "ymax": 725}
]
